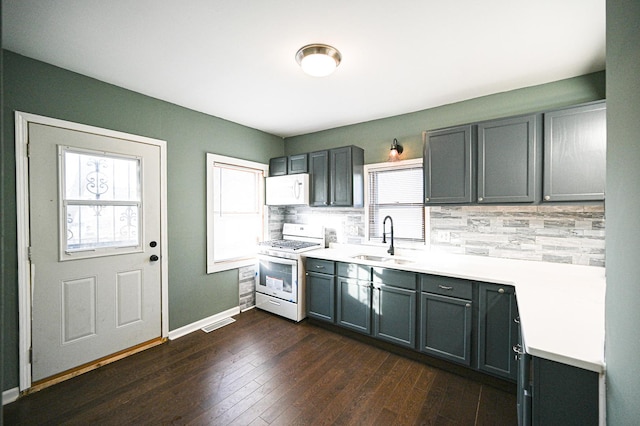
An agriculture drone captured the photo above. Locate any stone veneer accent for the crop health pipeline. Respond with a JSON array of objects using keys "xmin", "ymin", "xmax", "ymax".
[
  {"xmin": 269, "ymin": 204, "xmax": 605, "ymax": 267},
  {"xmin": 429, "ymin": 205, "xmax": 605, "ymax": 267}
]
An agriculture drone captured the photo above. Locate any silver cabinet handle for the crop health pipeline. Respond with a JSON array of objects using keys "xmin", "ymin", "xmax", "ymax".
[
  {"xmin": 478, "ymin": 197, "xmax": 484, "ymax": 202},
  {"xmin": 465, "ymin": 303, "xmax": 471, "ymax": 308},
  {"xmin": 315, "ymin": 265, "xmax": 325, "ymax": 269},
  {"xmin": 425, "ymin": 197, "xmax": 430, "ymax": 202},
  {"xmin": 498, "ymin": 288, "xmax": 505, "ymax": 294},
  {"xmin": 512, "ymin": 344, "xmax": 524, "ymax": 355},
  {"xmin": 438, "ymin": 285, "xmax": 453, "ymax": 290},
  {"xmin": 544, "ymin": 195, "xmax": 551, "ymax": 201},
  {"xmin": 514, "ymin": 317, "xmax": 520, "ymax": 324}
]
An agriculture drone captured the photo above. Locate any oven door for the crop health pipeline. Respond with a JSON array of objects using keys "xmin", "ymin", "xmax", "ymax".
[{"xmin": 257, "ymin": 255, "xmax": 298, "ymax": 303}]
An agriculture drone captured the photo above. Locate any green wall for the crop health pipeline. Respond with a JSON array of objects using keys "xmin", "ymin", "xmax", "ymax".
[
  {"xmin": 1, "ymin": 48, "xmax": 608, "ymax": 396},
  {"xmin": 605, "ymin": 0, "xmax": 640, "ymax": 423},
  {"xmin": 1, "ymin": 50, "xmax": 284, "ymax": 391},
  {"xmin": 285, "ymin": 72, "xmax": 605, "ymax": 164}
]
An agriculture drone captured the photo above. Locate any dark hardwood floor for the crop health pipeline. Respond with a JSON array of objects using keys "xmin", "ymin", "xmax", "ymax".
[{"xmin": 4, "ymin": 309, "xmax": 517, "ymax": 425}]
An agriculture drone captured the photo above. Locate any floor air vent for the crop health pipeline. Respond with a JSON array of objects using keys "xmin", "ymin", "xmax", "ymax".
[{"xmin": 201, "ymin": 317, "xmax": 236, "ymax": 333}]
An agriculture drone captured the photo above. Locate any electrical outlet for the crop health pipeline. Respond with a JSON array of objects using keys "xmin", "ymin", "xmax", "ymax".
[{"xmin": 436, "ymin": 230, "xmax": 451, "ymax": 243}]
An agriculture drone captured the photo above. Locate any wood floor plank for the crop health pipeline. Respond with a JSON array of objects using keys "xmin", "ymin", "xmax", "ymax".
[
  {"xmin": 382, "ymin": 359, "xmax": 426, "ymax": 416},
  {"xmin": 4, "ymin": 309, "xmax": 517, "ymax": 426}
]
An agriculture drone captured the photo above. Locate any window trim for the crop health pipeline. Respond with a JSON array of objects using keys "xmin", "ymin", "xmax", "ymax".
[
  {"xmin": 59, "ymin": 146, "xmax": 144, "ymax": 261},
  {"xmin": 206, "ymin": 153, "xmax": 268, "ymax": 273},
  {"xmin": 364, "ymin": 158, "xmax": 429, "ymax": 249}
]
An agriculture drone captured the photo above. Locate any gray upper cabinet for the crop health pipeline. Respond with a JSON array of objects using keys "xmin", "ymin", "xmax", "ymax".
[
  {"xmin": 310, "ymin": 146, "xmax": 364, "ymax": 207},
  {"xmin": 424, "ymin": 125, "xmax": 475, "ymax": 204},
  {"xmin": 329, "ymin": 146, "xmax": 364, "ymax": 207},
  {"xmin": 309, "ymin": 150, "xmax": 329, "ymax": 206},
  {"xmin": 288, "ymin": 153, "xmax": 308, "ymax": 174},
  {"xmin": 269, "ymin": 156, "xmax": 287, "ymax": 176},
  {"xmin": 543, "ymin": 101, "xmax": 606, "ymax": 202},
  {"xmin": 477, "ymin": 115, "xmax": 539, "ymax": 203}
]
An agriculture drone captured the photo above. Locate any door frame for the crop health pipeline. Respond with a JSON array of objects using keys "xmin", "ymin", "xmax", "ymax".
[{"xmin": 15, "ymin": 111, "xmax": 169, "ymax": 391}]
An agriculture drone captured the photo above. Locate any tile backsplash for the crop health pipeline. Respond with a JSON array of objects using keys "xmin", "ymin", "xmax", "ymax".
[
  {"xmin": 268, "ymin": 206, "xmax": 366, "ymax": 244},
  {"xmin": 429, "ymin": 205, "xmax": 605, "ymax": 267},
  {"xmin": 270, "ymin": 204, "xmax": 605, "ymax": 267}
]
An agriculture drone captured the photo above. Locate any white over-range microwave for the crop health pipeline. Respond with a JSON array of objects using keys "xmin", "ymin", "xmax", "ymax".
[{"xmin": 265, "ymin": 174, "xmax": 310, "ymax": 206}]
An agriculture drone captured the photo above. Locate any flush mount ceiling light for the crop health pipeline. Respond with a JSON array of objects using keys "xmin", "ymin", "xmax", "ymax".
[
  {"xmin": 295, "ymin": 43, "xmax": 342, "ymax": 77},
  {"xmin": 389, "ymin": 138, "xmax": 404, "ymax": 161}
]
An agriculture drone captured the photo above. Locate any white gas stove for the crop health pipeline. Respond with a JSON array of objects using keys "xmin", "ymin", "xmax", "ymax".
[{"xmin": 255, "ymin": 223, "xmax": 325, "ymax": 321}]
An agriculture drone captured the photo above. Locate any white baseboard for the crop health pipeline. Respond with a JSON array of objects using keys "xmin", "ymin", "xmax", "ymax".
[
  {"xmin": 3, "ymin": 387, "xmax": 20, "ymax": 405},
  {"xmin": 168, "ymin": 306, "xmax": 240, "ymax": 340}
]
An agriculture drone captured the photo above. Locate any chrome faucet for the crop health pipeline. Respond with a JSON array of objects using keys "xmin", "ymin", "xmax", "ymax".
[{"xmin": 382, "ymin": 215, "xmax": 395, "ymax": 256}]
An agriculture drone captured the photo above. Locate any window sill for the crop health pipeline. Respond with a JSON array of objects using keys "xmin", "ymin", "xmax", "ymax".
[{"xmin": 207, "ymin": 257, "xmax": 257, "ymax": 274}]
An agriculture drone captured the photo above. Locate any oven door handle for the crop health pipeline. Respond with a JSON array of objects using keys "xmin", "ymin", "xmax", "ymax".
[{"xmin": 257, "ymin": 254, "xmax": 299, "ymax": 266}]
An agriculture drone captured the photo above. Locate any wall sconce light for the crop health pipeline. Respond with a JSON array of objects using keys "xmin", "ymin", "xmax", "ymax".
[
  {"xmin": 295, "ymin": 43, "xmax": 342, "ymax": 77},
  {"xmin": 389, "ymin": 138, "xmax": 403, "ymax": 161}
]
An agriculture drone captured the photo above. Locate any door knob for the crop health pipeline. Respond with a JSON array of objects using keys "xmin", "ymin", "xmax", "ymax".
[
  {"xmin": 150, "ymin": 255, "xmax": 159, "ymax": 262},
  {"xmin": 150, "ymin": 241, "xmax": 157, "ymax": 248}
]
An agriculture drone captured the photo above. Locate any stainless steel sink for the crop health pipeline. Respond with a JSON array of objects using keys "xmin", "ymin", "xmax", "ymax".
[{"xmin": 351, "ymin": 254, "xmax": 414, "ymax": 265}]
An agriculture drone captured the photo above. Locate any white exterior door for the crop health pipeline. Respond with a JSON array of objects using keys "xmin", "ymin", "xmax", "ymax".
[{"xmin": 28, "ymin": 122, "xmax": 163, "ymax": 382}]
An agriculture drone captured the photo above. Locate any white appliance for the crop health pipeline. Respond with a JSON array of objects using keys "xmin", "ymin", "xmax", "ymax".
[
  {"xmin": 256, "ymin": 223, "xmax": 325, "ymax": 321},
  {"xmin": 265, "ymin": 174, "xmax": 310, "ymax": 205}
]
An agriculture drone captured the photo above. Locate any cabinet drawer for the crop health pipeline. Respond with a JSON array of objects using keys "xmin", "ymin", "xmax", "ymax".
[
  {"xmin": 372, "ymin": 267, "xmax": 417, "ymax": 290},
  {"xmin": 306, "ymin": 258, "xmax": 335, "ymax": 275},
  {"xmin": 421, "ymin": 274, "xmax": 472, "ymax": 299},
  {"xmin": 337, "ymin": 262, "xmax": 372, "ymax": 280}
]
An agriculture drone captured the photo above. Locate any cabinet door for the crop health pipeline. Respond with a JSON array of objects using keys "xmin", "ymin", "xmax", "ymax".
[
  {"xmin": 477, "ymin": 282, "xmax": 518, "ymax": 381},
  {"xmin": 424, "ymin": 125, "xmax": 474, "ymax": 204},
  {"xmin": 306, "ymin": 272, "xmax": 335, "ymax": 323},
  {"xmin": 477, "ymin": 115, "xmax": 538, "ymax": 203},
  {"xmin": 329, "ymin": 146, "xmax": 353, "ymax": 206},
  {"xmin": 309, "ymin": 150, "xmax": 329, "ymax": 206},
  {"xmin": 373, "ymin": 284, "xmax": 416, "ymax": 348},
  {"xmin": 532, "ymin": 357, "xmax": 599, "ymax": 426},
  {"xmin": 336, "ymin": 277, "xmax": 371, "ymax": 334},
  {"xmin": 543, "ymin": 102, "xmax": 606, "ymax": 202},
  {"xmin": 288, "ymin": 153, "xmax": 308, "ymax": 174},
  {"xmin": 419, "ymin": 292, "xmax": 472, "ymax": 365},
  {"xmin": 269, "ymin": 156, "xmax": 287, "ymax": 176}
]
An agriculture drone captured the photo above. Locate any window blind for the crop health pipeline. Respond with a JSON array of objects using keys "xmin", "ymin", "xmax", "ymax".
[{"xmin": 368, "ymin": 165, "xmax": 425, "ymax": 242}]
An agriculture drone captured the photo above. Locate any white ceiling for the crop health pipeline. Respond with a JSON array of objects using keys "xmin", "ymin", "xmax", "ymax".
[{"xmin": 2, "ymin": 0, "xmax": 605, "ymax": 138}]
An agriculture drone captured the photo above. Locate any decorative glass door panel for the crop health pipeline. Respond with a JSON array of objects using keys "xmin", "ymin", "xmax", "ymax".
[{"xmin": 60, "ymin": 147, "xmax": 142, "ymax": 259}]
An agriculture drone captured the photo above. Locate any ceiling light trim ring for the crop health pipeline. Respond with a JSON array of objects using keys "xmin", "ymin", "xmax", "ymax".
[{"xmin": 295, "ymin": 43, "xmax": 342, "ymax": 77}]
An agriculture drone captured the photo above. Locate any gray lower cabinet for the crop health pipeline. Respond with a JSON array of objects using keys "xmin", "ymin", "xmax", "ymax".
[
  {"xmin": 372, "ymin": 268, "xmax": 417, "ymax": 349},
  {"xmin": 543, "ymin": 101, "xmax": 606, "ymax": 202},
  {"xmin": 424, "ymin": 124, "xmax": 475, "ymax": 204},
  {"xmin": 531, "ymin": 357, "xmax": 599, "ymax": 426},
  {"xmin": 477, "ymin": 282, "xmax": 519, "ymax": 381},
  {"xmin": 477, "ymin": 114, "xmax": 539, "ymax": 203},
  {"xmin": 336, "ymin": 262, "xmax": 372, "ymax": 334},
  {"xmin": 305, "ymin": 259, "xmax": 336, "ymax": 323},
  {"xmin": 419, "ymin": 275, "xmax": 473, "ymax": 366}
]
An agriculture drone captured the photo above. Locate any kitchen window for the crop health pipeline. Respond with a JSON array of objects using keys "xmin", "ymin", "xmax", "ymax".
[
  {"xmin": 365, "ymin": 158, "xmax": 427, "ymax": 245},
  {"xmin": 206, "ymin": 153, "xmax": 268, "ymax": 273}
]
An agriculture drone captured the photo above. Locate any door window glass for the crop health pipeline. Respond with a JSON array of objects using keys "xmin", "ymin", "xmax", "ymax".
[{"xmin": 61, "ymin": 148, "xmax": 142, "ymax": 258}]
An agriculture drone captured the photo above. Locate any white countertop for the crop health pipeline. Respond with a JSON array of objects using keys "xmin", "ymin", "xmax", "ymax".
[{"xmin": 302, "ymin": 244, "xmax": 606, "ymax": 373}]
